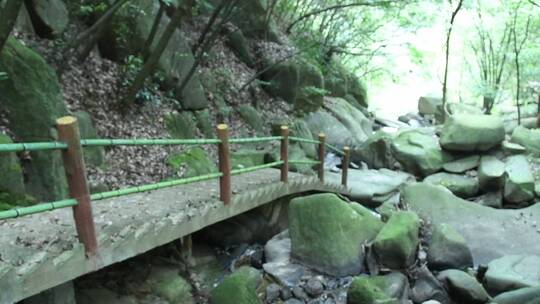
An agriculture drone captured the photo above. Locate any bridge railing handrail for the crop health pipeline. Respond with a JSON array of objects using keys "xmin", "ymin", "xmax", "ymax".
[{"xmin": 0, "ymin": 116, "xmax": 351, "ymax": 257}]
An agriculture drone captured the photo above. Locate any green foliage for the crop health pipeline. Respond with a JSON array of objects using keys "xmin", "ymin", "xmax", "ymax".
[
  {"xmin": 121, "ymin": 55, "xmax": 164, "ymax": 104},
  {"xmin": 167, "ymin": 147, "xmax": 216, "ymax": 178},
  {"xmin": 0, "ymin": 192, "xmax": 36, "ymax": 211},
  {"xmin": 0, "ymin": 72, "xmax": 7, "ymax": 81},
  {"xmin": 79, "ymin": 2, "xmax": 107, "ymax": 17}
]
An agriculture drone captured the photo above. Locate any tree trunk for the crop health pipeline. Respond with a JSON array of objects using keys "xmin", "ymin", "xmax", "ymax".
[
  {"xmin": 0, "ymin": 0, "xmax": 23, "ymax": 52},
  {"xmin": 122, "ymin": 8, "xmax": 183, "ymax": 107},
  {"xmin": 142, "ymin": 1, "xmax": 165, "ymax": 61}
]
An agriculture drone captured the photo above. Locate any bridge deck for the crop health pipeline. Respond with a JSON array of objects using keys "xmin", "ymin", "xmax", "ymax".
[{"xmin": 0, "ymin": 169, "xmax": 348, "ymax": 303}]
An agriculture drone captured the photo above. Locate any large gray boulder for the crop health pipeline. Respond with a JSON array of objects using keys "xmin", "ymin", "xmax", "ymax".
[
  {"xmin": 437, "ymin": 270, "xmax": 490, "ymax": 304},
  {"xmin": 493, "ymin": 286, "xmax": 540, "ymax": 304},
  {"xmin": 440, "ymin": 114, "xmax": 505, "ymax": 152},
  {"xmin": 427, "ymin": 223, "xmax": 473, "ymax": 271},
  {"xmin": 373, "ymin": 211, "xmax": 421, "ymax": 269},
  {"xmin": 289, "ymin": 193, "xmax": 383, "ymax": 276},
  {"xmin": 511, "ymin": 126, "xmax": 540, "ymax": 156},
  {"xmin": 484, "ymin": 255, "xmax": 540, "ymax": 295},
  {"xmin": 402, "ymin": 183, "xmax": 540, "ymax": 265},
  {"xmin": 304, "ymin": 98, "xmax": 371, "ymax": 149},
  {"xmin": 504, "ymin": 155, "xmax": 535, "ymax": 204},
  {"xmin": 423, "ymin": 172, "xmax": 479, "ymax": 198},
  {"xmin": 327, "ymin": 168, "xmax": 415, "ymax": 208},
  {"xmin": 351, "ymin": 130, "xmax": 396, "ymax": 169},
  {"xmin": 0, "ymin": 38, "xmax": 68, "ymax": 200},
  {"xmin": 26, "ymin": 0, "xmax": 69, "ymax": 38},
  {"xmin": 443, "ymin": 155, "xmax": 479, "ymax": 173},
  {"xmin": 391, "ymin": 128, "xmax": 452, "ymax": 176},
  {"xmin": 478, "ymin": 155, "xmax": 505, "ymax": 191},
  {"xmin": 418, "ymin": 96, "xmax": 442, "ymax": 116}
]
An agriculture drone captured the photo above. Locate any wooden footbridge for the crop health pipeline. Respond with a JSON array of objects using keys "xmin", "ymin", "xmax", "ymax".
[{"xmin": 0, "ymin": 116, "xmax": 352, "ymax": 303}]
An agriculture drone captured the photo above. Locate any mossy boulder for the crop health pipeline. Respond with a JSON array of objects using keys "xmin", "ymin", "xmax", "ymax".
[
  {"xmin": 100, "ymin": 0, "xmax": 207, "ymax": 109},
  {"xmin": 26, "ymin": 0, "xmax": 69, "ymax": 38},
  {"xmin": 346, "ymin": 72, "xmax": 368, "ymax": 108},
  {"xmin": 437, "ymin": 269, "xmax": 490, "ymax": 304},
  {"xmin": 210, "ymin": 266, "xmax": 262, "ymax": 304},
  {"xmin": 238, "ymin": 105, "xmax": 264, "ymax": 134},
  {"xmin": 0, "ymin": 134, "xmax": 25, "ymax": 196},
  {"xmin": 423, "ymin": 172, "xmax": 479, "ymax": 198},
  {"xmin": 324, "ymin": 60, "xmax": 349, "ymax": 98},
  {"xmin": 478, "ymin": 155, "xmax": 505, "ymax": 191},
  {"xmin": 165, "ymin": 112, "xmax": 197, "ymax": 139},
  {"xmin": 373, "ymin": 211, "xmax": 421, "ymax": 269},
  {"xmin": 226, "ymin": 29, "xmax": 255, "ymax": 67},
  {"xmin": 504, "ymin": 155, "xmax": 535, "ymax": 204},
  {"xmin": 391, "ymin": 128, "xmax": 452, "ymax": 177},
  {"xmin": 347, "ymin": 274, "xmax": 403, "ymax": 304},
  {"xmin": 194, "ymin": 109, "xmax": 214, "ymax": 138},
  {"xmin": 261, "ymin": 62, "xmax": 299, "ymax": 102},
  {"xmin": 295, "ymin": 62, "xmax": 325, "ymax": 113},
  {"xmin": 443, "ymin": 155, "xmax": 480, "ymax": 173},
  {"xmin": 510, "ymin": 126, "xmax": 540, "ymax": 156},
  {"xmin": 0, "ymin": 38, "xmax": 68, "ymax": 200},
  {"xmin": 418, "ymin": 96, "xmax": 442, "ymax": 116},
  {"xmin": 167, "ymin": 147, "xmax": 216, "ymax": 177},
  {"xmin": 440, "ymin": 114, "xmax": 505, "ymax": 152},
  {"xmin": 427, "ymin": 223, "xmax": 473, "ymax": 271},
  {"xmin": 148, "ymin": 267, "xmax": 194, "ymax": 304},
  {"xmin": 289, "ymin": 193, "xmax": 384, "ymax": 276},
  {"xmin": 73, "ymin": 111, "xmax": 104, "ymax": 167},
  {"xmin": 290, "ymin": 119, "xmax": 317, "ymax": 158},
  {"xmin": 226, "ymin": 0, "xmax": 280, "ymax": 42},
  {"xmin": 352, "ymin": 131, "xmax": 396, "ymax": 169}
]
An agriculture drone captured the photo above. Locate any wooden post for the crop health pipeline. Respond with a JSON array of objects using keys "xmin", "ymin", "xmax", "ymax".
[
  {"xmin": 280, "ymin": 125, "xmax": 289, "ymax": 183},
  {"xmin": 342, "ymin": 146, "xmax": 350, "ymax": 187},
  {"xmin": 56, "ymin": 116, "xmax": 98, "ymax": 257},
  {"xmin": 217, "ymin": 124, "xmax": 231, "ymax": 205},
  {"xmin": 318, "ymin": 133, "xmax": 326, "ymax": 182}
]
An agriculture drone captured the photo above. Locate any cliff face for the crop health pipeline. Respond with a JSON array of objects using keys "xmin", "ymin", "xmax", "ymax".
[{"xmin": 0, "ymin": 0, "xmax": 371, "ymax": 205}]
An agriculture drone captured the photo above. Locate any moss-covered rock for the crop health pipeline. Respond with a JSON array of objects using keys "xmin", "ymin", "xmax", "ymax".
[
  {"xmin": 295, "ymin": 62, "xmax": 325, "ymax": 113},
  {"xmin": 226, "ymin": 0, "xmax": 280, "ymax": 42},
  {"xmin": 165, "ymin": 112, "xmax": 197, "ymax": 139},
  {"xmin": 167, "ymin": 147, "xmax": 216, "ymax": 177},
  {"xmin": 100, "ymin": 0, "xmax": 207, "ymax": 109},
  {"xmin": 510, "ymin": 125, "xmax": 540, "ymax": 156},
  {"xmin": 346, "ymin": 72, "xmax": 368, "ymax": 108},
  {"xmin": 238, "ymin": 105, "xmax": 264, "ymax": 134},
  {"xmin": 440, "ymin": 114, "xmax": 505, "ymax": 152},
  {"xmin": 147, "ymin": 267, "xmax": 194, "ymax": 303},
  {"xmin": 73, "ymin": 111, "xmax": 104, "ymax": 167},
  {"xmin": 290, "ymin": 119, "xmax": 317, "ymax": 159},
  {"xmin": 226, "ymin": 29, "xmax": 255, "ymax": 67},
  {"xmin": 347, "ymin": 273, "xmax": 408, "ymax": 304},
  {"xmin": 391, "ymin": 128, "xmax": 452, "ymax": 177},
  {"xmin": 373, "ymin": 211, "xmax": 420, "ymax": 269},
  {"xmin": 423, "ymin": 172, "xmax": 479, "ymax": 198},
  {"xmin": 261, "ymin": 62, "xmax": 299, "ymax": 102},
  {"xmin": 0, "ymin": 134, "xmax": 25, "ymax": 196},
  {"xmin": 427, "ymin": 223, "xmax": 473, "ymax": 271},
  {"xmin": 289, "ymin": 193, "xmax": 384, "ymax": 276},
  {"xmin": 194, "ymin": 109, "xmax": 214, "ymax": 139},
  {"xmin": 0, "ymin": 37, "xmax": 68, "ymax": 200},
  {"xmin": 210, "ymin": 266, "xmax": 262, "ymax": 304},
  {"xmin": 352, "ymin": 131, "xmax": 395, "ymax": 169},
  {"xmin": 504, "ymin": 155, "xmax": 535, "ymax": 204},
  {"xmin": 26, "ymin": 0, "xmax": 69, "ymax": 38}
]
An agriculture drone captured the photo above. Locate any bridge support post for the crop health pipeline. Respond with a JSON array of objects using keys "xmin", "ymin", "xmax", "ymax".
[
  {"xmin": 280, "ymin": 126, "xmax": 289, "ymax": 183},
  {"xmin": 217, "ymin": 124, "xmax": 232, "ymax": 205},
  {"xmin": 318, "ymin": 133, "xmax": 326, "ymax": 183},
  {"xmin": 342, "ymin": 146, "xmax": 350, "ymax": 187},
  {"xmin": 57, "ymin": 116, "xmax": 98, "ymax": 257}
]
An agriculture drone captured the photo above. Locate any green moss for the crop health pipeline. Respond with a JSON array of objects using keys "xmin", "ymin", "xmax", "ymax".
[
  {"xmin": 0, "ymin": 191, "xmax": 37, "ymax": 211},
  {"xmin": 373, "ymin": 211, "xmax": 421, "ymax": 269},
  {"xmin": 238, "ymin": 105, "xmax": 264, "ymax": 135},
  {"xmin": 210, "ymin": 267, "xmax": 261, "ymax": 304},
  {"xmin": 347, "ymin": 276, "xmax": 398, "ymax": 304},
  {"xmin": 74, "ymin": 111, "xmax": 104, "ymax": 167},
  {"xmin": 0, "ymin": 38, "xmax": 68, "ymax": 200},
  {"xmin": 167, "ymin": 147, "xmax": 216, "ymax": 177},
  {"xmin": 195, "ymin": 110, "xmax": 214, "ymax": 138},
  {"xmin": 165, "ymin": 112, "xmax": 197, "ymax": 139}
]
